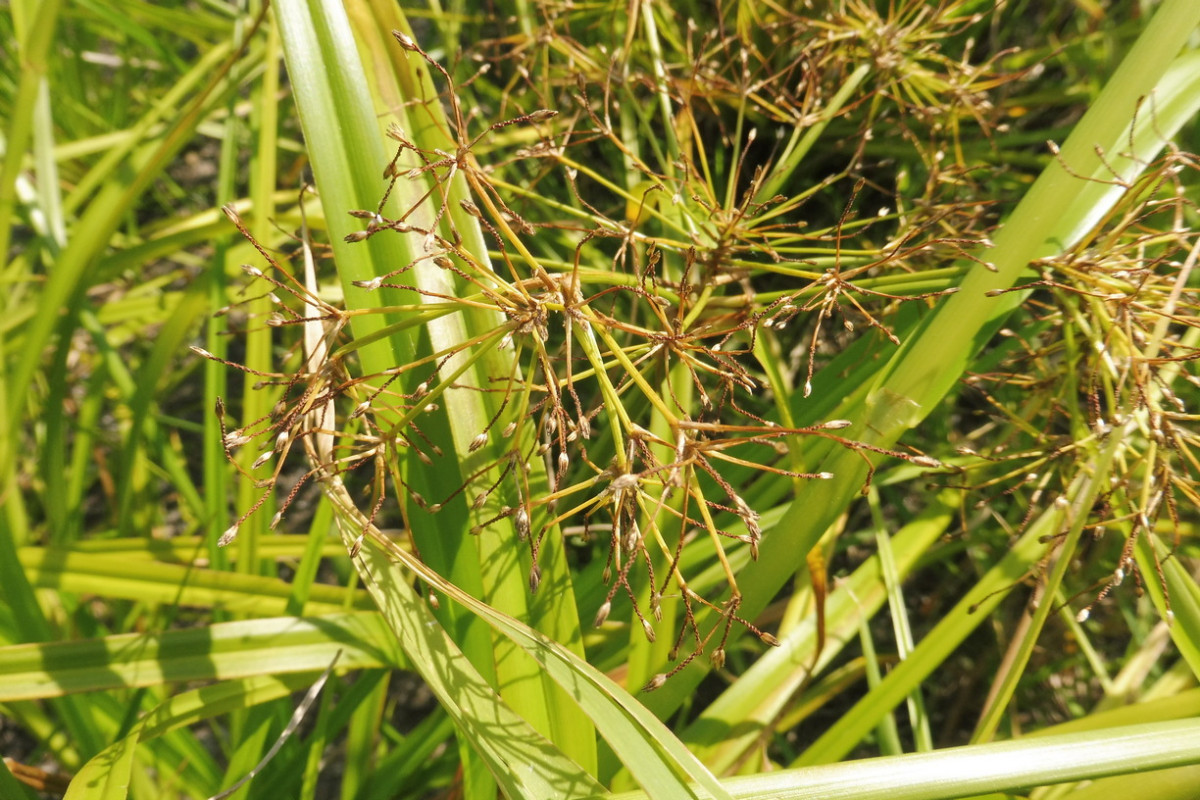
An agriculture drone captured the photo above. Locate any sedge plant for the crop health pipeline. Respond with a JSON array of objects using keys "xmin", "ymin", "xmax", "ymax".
[{"xmin": 2, "ymin": 1, "xmax": 1200, "ymax": 799}]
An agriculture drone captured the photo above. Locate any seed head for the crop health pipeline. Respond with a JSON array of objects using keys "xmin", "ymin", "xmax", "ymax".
[
  {"xmin": 223, "ymin": 430, "xmax": 251, "ymax": 449},
  {"xmin": 218, "ymin": 524, "xmax": 239, "ymax": 547},
  {"xmin": 622, "ymin": 522, "xmax": 640, "ymax": 552},
  {"xmin": 392, "ymin": 31, "xmax": 418, "ymax": 51},
  {"xmin": 642, "ymin": 674, "xmax": 667, "ymax": 692}
]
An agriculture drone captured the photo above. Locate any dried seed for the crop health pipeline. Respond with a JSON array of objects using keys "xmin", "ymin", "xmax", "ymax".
[
  {"xmin": 218, "ymin": 524, "xmax": 239, "ymax": 547},
  {"xmin": 392, "ymin": 31, "xmax": 418, "ymax": 50},
  {"xmin": 224, "ymin": 430, "xmax": 251, "ymax": 449},
  {"xmin": 642, "ymin": 674, "xmax": 667, "ymax": 692}
]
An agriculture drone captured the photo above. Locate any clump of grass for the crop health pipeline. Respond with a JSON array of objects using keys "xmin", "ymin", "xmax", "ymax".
[
  {"xmin": 224, "ymin": 0, "xmax": 1200, "ymax": 740},
  {"xmin": 956, "ymin": 141, "xmax": 1200, "ymax": 622},
  {"xmin": 216, "ymin": 16, "xmax": 998, "ymax": 687}
]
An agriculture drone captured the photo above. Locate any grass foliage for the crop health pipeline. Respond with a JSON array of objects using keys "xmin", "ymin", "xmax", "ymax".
[{"xmin": 3, "ymin": 1, "xmax": 1200, "ymax": 798}]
